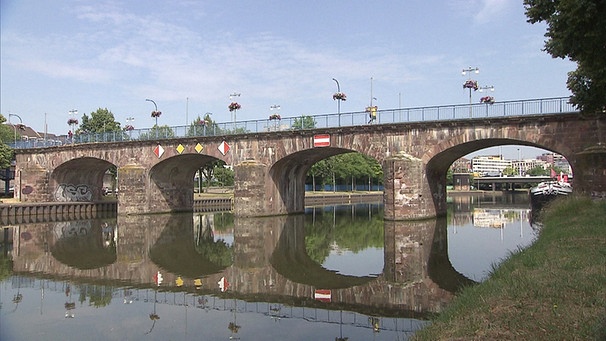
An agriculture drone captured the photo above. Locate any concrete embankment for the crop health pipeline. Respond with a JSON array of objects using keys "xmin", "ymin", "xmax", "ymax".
[
  {"xmin": 0, "ymin": 201, "xmax": 117, "ymax": 225},
  {"xmin": 0, "ymin": 191, "xmax": 384, "ymax": 224}
]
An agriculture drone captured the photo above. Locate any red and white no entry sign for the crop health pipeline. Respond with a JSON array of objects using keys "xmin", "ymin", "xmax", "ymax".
[
  {"xmin": 314, "ymin": 289, "xmax": 331, "ymax": 302},
  {"xmin": 313, "ymin": 134, "xmax": 330, "ymax": 147}
]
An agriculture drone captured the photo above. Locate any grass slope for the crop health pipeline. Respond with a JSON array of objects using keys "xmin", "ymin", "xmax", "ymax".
[{"xmin": 412, "ymin": 196, "xmax": 606, "ymax": 341}]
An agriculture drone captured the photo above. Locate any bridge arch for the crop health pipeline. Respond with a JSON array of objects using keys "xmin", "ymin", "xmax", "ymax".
[
  {"xmin": 143, "ymin": 153, "xmax": 223, "ymax": 212},
  {"xmin": 268, "ymin": 147, "xmax": 355, "ymax": 214},
  {"xmin": 52, "ymin": 157, "xmax": 115, "ymax": 201}
]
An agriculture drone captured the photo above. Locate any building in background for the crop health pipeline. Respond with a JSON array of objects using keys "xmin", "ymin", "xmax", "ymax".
[
  {"xmin": 471, "ymin": 155, "xmax": 511, "ymax": 176},
  {"xmin": 451, "ymin": 157, "xmax": 471, "ymax": 173},
  {"xmin": 536, "ymin": 152, "xmax": 571, "ymax": 174}
]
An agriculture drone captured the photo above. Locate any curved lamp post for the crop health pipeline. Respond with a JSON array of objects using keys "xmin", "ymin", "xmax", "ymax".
[
  {"xmin": 145, "ymin": 99, "xmax": 159, "ymax": 126},
  {"xmin": 8, "ymin": 113, "xmax": 23, "ymax": 147},
  {"xmin": 332, "ymin": 78, "xmax": 342, "ymax": 115}
]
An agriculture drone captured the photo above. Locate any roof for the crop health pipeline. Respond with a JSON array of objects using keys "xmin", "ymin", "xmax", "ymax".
[{"xmin": 5, "ymin": 123, "xmax": 61, "ymax": 140}]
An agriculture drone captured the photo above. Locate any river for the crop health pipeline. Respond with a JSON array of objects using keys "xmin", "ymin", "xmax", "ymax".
[{"xmin": 0, "ymin": 192, "xmax": 538, "ymax": 340}]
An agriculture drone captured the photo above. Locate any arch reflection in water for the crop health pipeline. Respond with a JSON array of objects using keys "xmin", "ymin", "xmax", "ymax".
[
  {"xmin": 9, "ymin": 208, "xmax": 470, "ymax": 317},
  {"xmin": 51, "ymin": 220, "xmax": 117, "ymax": 270},
  {"xmin": 7, "ymin": 204, "xmax": 483, "ymax": 339}
]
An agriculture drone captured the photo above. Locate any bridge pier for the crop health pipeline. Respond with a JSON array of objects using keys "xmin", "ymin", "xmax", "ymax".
[
  {"xmin": 383, "ymin": 154, "xmax": 437, "ymax": 220},
  {"xmin": 574, "ymin": 144, "xmax": 606, "ymax": 198},
  {"xmin": 116, "ymin": 165, "xmax": 149, "ymax": 215},
  {"xmin": 14, "ymin": 164, "xmax": 50, "ymax": 202},
  {"xmin": 234, "ymin": 160, "xmax": 299, "ymax": 217}
]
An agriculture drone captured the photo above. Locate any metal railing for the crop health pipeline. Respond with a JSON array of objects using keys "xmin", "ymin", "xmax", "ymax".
[{"xmin": 10, "ymin": 97, "xmax": 575, "ymax": 149}]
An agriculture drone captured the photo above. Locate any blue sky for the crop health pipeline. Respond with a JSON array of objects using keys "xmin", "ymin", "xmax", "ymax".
[{"xmin": 1, "ymin": 0, "xmax": 574, "ymax": 158}]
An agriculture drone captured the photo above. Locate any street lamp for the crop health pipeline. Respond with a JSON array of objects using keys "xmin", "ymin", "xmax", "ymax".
[
  {"xmin": 479, "ymin": 86, "xmax": 496, "ymax": 109},
  {"xmin": 518, "ymin": 148, "xmax": 522, "ymax": 176},
  {"xmin": 8, "ymin": 113, "xmax": 23, "ymax": 147},
  {"xmin": 366, "ymin": 77, "xmax": 378, "ymax": 124},
  {"xmin": 229, "ymin": 92, "xmax": 241, "ymax": 128},
  {"xmin": 125, "ymin": 117, "xmax": 135, "ymax": 138},
  {"xmin": 331, "ymin": 78, "xmax": 343, "ymax": 115},
  {"xmin": 68, "ymin": 109, "xmax": 78, "ymax": 142},
  {"xmin": 269, "ymin": 105, "xmax": 280, "ymax": 131},
  {"xmin": 145, "ymin": 99, "xmax": 159, "ymax": 126},
  {"xmin": 462, "ymin": 66, "xmax": 479, "ymax": 117}
]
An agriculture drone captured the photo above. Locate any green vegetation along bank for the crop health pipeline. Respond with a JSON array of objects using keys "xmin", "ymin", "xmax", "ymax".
[{"xmin": 412, "ymin": 196, "xmax": 606, "ymax": 340}]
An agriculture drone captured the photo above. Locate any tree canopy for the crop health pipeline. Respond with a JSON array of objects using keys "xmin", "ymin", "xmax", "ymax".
[
  {"xmin": 292, "ymin": 115, "xmax": 317, "ymax": 130},
  {"xmin": 308, "ymin": 152, "xmax": 382, "ymax": 190},
  {"xmin": 0, "ymin": 115, "xmax": 15, "ymax": 169},
  {"xmin": 77, "ymin": 108, "xmax": 122, "ymax": 134},
  {"xmin": 524, "ymin": 0, "xmax": 606, "ymax": 115},
  {"xmin": 188, "ymin": 113, "xmax": 221, "ymax": 136}
]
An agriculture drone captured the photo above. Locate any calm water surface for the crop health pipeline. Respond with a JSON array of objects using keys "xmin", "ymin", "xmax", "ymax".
[{"xmin": 0, "ymin": 193, "xmax": 538, "ymax": 340}]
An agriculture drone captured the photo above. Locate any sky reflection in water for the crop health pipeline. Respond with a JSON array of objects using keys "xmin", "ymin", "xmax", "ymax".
[{"xmin": 0, "ymin": 193, "xmax": 537, "ymax": 340}]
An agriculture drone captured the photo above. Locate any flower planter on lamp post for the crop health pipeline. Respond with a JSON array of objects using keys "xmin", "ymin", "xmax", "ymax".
[
  {"xmin": 229, "ymin": 93, "xmax": 241, "ymax": 131},
  {"xmin": 269, "ymin": 105, "xmax": 281, "ymax": 131},
  {"xmin": 332, "ymin": 78, "xmax": 346, "ymax": 116},
  {"xmin": 462, "ymin": 67, "xmax": 479, "ymax": 117},
  {"xmin": 228, "ymin": 100, "xmax": 241, "ymax": 132}
]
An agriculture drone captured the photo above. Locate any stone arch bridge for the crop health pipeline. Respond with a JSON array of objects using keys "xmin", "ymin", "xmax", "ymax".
[{"xmin": 14, "ymin": 113, "xmax": 605, "ymax": 220}]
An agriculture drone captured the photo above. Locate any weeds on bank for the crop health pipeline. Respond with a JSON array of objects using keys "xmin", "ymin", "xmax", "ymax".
[{"xmin": 412, "ymin": 196, "xmax": 606, "ymax": 341}]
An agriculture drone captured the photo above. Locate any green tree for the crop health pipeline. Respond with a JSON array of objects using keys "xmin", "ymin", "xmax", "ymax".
[
  {"xmin": 305, "ymin": 207, "xmax": 384, "ymax": 264},
  {"xmin": 526, "ymin": 165, "xmax": 549, "ymax": 176},
  {"xmin": 0, "ymin": 255, "xmax": 12, "ymax": 282},
  {"xmin": 78, "ymin": 108, "xmax": 122, "ymax": 134},
  {"xmin": 0, "ymin": 115, "xmax": 16, "ymax": 142},
  {"xmin": 197, "ymin": 159, "xmax": 226, "ymax": 190},
  {"xmin": 194, "ymin": 224, "xmax": 233, "ymax": 268},
  {"xmin": 139, "ymin": 125, "xmax": 175, "ymax": 140},
  {"xmin": 306, "ymin": 152, "xmax": 382, "ymax": 191},
  {"xmin": 0, "ymin": 115, "xmax": 15, "ymax": 169},
  {"xmin": 524, "ymin": 0, "xmax": 606, "ymax": 115},
  {"xmin": 188, "ymin": 113, "xmax": 221, "ymax": 136},
  {"xmin": 502, "ymin": 166, "xmax": 517, "ymax": 176},
  {"xmin": 446, "ymin": 168, "xmax": 454, "ymax": 186},
  {"xmin": 292, "ymin": 115, "xmax": 317, "ymax": 130},
  {"xmin": 214, "ymin": 165, "xmax": 234, "ymax": 186}
]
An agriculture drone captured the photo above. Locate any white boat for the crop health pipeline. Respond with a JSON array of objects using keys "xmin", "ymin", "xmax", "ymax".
[{"xmin": 530, "ymin": 181, "xmax": 572, "ymax": 207}]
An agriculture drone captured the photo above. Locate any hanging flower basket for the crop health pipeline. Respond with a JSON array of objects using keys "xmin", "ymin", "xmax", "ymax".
[
  {"xmin": 124, "ymin": 125, "xmax": 134, "ymax": 131},
  {"xmin": 194, "ymin": 118, "xmax": 207, "ymax": 125},
  {"xmin": 269, "ymin": 114, "xmax": 281, "ymax": 120},
  {"xmin": 480, "ymin": 96, "xmax": 495, "ymax": 104},
  {"xmin": 332, "ymin": 92, "xmax": 347, "ymax": 101},
  {"xmin": 463, "ymin": 80, "xmax": 478, "ymax": 90},
  {"xmin": 67, "ymin": 118, "xmax": 79, "ymax": 125},
  {"xmin": 151, "ymin": 111, "xmax": 162, "ymax": 118},
  {"xmin": 365, "ymin": 106, "xmax": 378, "ymax": 112},
  {"xmin": 228, "ymin": 102, "xmax": 241, "ymax": 112}
]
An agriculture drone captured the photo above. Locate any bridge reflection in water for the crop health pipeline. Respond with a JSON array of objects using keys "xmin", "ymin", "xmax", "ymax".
[{"xmin": 4, "ymin": 204, "xmax": 483, "ymax": 339}]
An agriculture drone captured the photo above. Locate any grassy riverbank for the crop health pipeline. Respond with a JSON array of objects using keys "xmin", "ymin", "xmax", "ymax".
[{"xmin": 412, "ymin": 196, "xmax": 606, "ymax": 340}]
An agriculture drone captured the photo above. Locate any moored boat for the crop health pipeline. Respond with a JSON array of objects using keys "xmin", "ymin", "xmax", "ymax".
[{"xmin": 529, "ymin": 181, "xmax": 572, "ymax": 208}]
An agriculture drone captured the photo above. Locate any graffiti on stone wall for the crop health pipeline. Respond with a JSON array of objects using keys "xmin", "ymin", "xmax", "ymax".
[
  {"xmin": 54, "ymin": 183, "xmax": 93, "ymax": 202},
  {"xmin": 54, "ymin": 220, "xmax": 92, "ymax": 239}
]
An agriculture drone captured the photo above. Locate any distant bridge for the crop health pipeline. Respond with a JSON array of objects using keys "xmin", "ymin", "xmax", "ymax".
[
  {"xmin": 474, "ymin": 175, "xmax": 553, "ymax": 190},
  {"xmin": 11, "ymin": 97, "xmax": 606, "ymax": 219}
]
